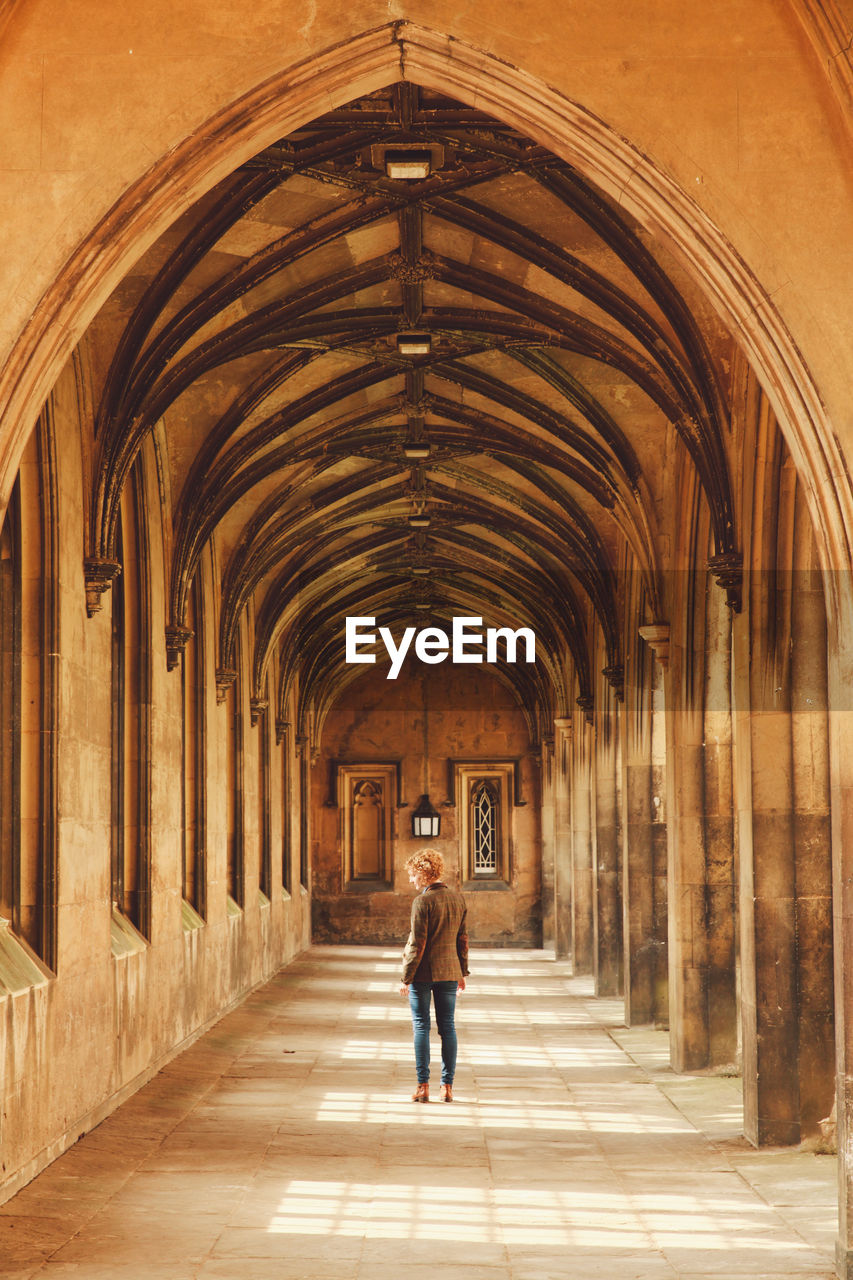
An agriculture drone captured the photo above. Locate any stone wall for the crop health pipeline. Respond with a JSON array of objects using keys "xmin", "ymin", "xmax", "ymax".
[
  {"xmin": 0, "ymin": 389, "xmax": 311, "ymax": 1206},
  {"xmin": 311, "ymin": 665, "xmax": 543, "ymax": 949}
]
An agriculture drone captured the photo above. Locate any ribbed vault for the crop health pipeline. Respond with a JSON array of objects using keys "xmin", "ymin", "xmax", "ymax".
[{"xmin": 83, "ymin": 82, "xmax": 740, "ymax": 739}]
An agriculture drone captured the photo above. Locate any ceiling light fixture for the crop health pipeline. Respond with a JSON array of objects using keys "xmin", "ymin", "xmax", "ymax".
[
  {"xmin": 403, "ymin": 441, "xmax": 431, "ymax": 459},
  {"xmin": 385, "ymin": 149, "xmax": 432, "ymax": 180},
  {"xmin": 396, "ymin": 332, "xmax": 432, "ymax": 356}
]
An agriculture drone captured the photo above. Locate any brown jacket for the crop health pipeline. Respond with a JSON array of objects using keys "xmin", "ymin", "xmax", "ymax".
[{"xmin": 401, "ymin": 882, "xmax": 469, "ymax": 984}]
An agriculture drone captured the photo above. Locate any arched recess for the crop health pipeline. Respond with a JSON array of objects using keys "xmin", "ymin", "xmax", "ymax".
[
  {"xmin": 0, "ymin": 23, "xmax": 848, "ymax": 589},
  {"xmin": 0, "ymin": 19, "xmax": 852, "ymax": 1264}
]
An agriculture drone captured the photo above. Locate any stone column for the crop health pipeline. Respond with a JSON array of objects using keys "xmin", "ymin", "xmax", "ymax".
[
  {"xmin": 648, "ymin": 604, "xmax": 737, "ymax": 1073},
  {"xmin": 570, "ymin": 714, "xmax": 594, "ymax": 975},
  {"xmin": 701, "ymin": 573, "xmax": 738, "ymax": 1066},
  {"xmin": 553, "ymin": 718, "xmax": 572, "ymax": 961},
  {"xmin": 540, "ymin": 737, "xmax": 556, "ymax": 950},
  {"xmin": 594, "ymin": 683, "xmax": 622, "ymax": 997},
  {"xmin": 732, "ymin": 567, "xmax": 800, "ymax": 1145},
  {"xmin": 647, "ymin": 622, "xmax": 711, "ymax": 1071},
  {"xmin": 790, "ymin": 536, "xmax": 833, "ymax": 1139},
  {"xmin": 622, "ymin": 647, "xmax": 668, "ymax": 1026},
  {"xmin": 829, "ymin": 574, "xmax": 853, "ymax": 1279}
]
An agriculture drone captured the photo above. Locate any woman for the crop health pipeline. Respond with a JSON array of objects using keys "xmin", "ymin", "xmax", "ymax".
[{"xmin": 399, "ymin": 848, "xmax": 469, "ymax": 1102}]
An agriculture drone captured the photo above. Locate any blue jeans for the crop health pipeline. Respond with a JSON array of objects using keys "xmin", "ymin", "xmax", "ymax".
[{"xmin": 408, "ymin": 980, "xmax": 458, "ymax": 1085}]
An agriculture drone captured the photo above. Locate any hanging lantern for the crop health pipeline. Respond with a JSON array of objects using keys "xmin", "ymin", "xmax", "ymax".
[{"xmin": 411, "ymin": 793, "xmax": 441, "ymax": 838}]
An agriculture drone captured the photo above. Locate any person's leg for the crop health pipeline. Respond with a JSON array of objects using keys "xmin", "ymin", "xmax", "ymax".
[
  {"xmin": 432, "ymin": 980, "xmax": 458, "ymax": 1085},
  {"xmin": 408, "ymin": 983, "xmax": 432, "ymax": 1084}
]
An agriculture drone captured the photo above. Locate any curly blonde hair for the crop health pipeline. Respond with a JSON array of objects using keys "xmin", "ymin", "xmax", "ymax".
[{"xmin": 405, "ymin": 848, "xmax": 444, "ymax": 882}]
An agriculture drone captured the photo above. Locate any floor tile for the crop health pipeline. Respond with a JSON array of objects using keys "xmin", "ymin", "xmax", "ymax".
[{"xmin": 0, "ymin": 947, "xmax": 839, "ymax": 1280}]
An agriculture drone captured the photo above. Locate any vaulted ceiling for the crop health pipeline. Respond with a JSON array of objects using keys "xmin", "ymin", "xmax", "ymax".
[{"xmin": 82, "ymin": 83, "xmax": 738, "ymax": 735}]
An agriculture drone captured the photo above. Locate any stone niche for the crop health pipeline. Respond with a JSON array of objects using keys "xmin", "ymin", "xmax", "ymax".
[{"xmin": 311, "ymin": 665, "xmax": 542, "ymax": 948}]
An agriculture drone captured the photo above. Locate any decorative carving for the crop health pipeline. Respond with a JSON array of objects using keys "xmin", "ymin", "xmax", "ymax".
[
  {"xmin": 295, "ymin": 733, "xmax": 309, "ymax": 758},
  {"xmin": 249, "ymin": 697, "xmax": 268, "ymax": 726},
  {"xmin": 215, "ymin": 667, "xmax": 237, "ymax": 703},
  {"xmin": 639, "ymin": 624, "xmax": 671, "ymax": 669},
  {"xmin": 403, "ymin": 392, "xmax": 433, "ymax": 417},
  {"xmin": 602, "ymin": 664, "xmax": 625, "ymax": 701},
  {"xmin": 275, "ymin": 718, "xmax": 290, "ymax": 745},
  {"xmin": 576, "ymin": 694, "xmax": 594, "ymax": 724},
  {"xmin": 389, "ymin": 251, "xmax": 437, "ymax": 284},
  {"xmin": 708, "ymin": 552, "xmax": 743, "ymax": 613},
  {"xmin": 164, "ymin": 624, "xmax": 194, "ymax": 671},
  {"xmin": 83, "ymin": 557, "xmax": 121, "ymax": 617}
]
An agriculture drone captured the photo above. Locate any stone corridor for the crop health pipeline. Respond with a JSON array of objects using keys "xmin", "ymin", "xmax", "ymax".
[{"xmin": 0, "ymin": 948, "xmax": 836, "ymax": 1280}]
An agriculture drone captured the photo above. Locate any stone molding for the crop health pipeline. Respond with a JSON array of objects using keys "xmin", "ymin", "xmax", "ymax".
[
  {"xmin": 708, "ymin": 552, "xmax": 743, "ymax": 612},
  {"xmin": 164, "ymin": 624, "xmax": 194, "ymax": 671},
  {"xmin": 249, "ymin": 697, "xmax": 268, "ymax": 726},
  {"xmin": 576, "ymin": 694, "xmax": 594, "ymax": 724},
  {"xmin": 638, "ymin": 623, "xmax": 671, "ymax": 668},
  {"xmin": 215, "ymin": 667, "xmax": 237, "ymax": 703},
  {"xmin": 83, "ymin": 557, "xmax": 121, "ymax": 617}
]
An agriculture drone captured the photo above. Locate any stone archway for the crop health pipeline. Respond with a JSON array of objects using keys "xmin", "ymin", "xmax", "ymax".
[
  {"xmin": 0, "ymin": 22, "xmax": 848, "ymax": 571},
  {"xmin": 1, "ymin": 20, "xmax": 852, "ymax": 1271}
]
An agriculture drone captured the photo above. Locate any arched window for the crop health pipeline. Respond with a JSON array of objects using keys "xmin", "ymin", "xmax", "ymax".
[
  {"xmin": 224, "ymin": 626, "xmax": 244, "ymax": 909},
  {"xmin": 257, "ymin": 686, "xmax": 271, "ymax": 901},
  {"xmin": 472, "ymin": 781, "xmax": 499, "ymax": 875},
  {"xmin": 181, "ymin": 572, "xmax": 206, "ymax": 919},
  {"xmin": 281, "ymin": 721, "xmax": 292, "ymax": 895},
  {"xmin": 0, "ymin": 483, "xmax": 20, "ymax": 931},
  {"xmin": 111, "ymin": 463, "xmax": 151, "ymax": 938},
  {"xmin": 0, "ymin": 437, "xmax": 57, "ymax": 978},
  {"xmin": 455, "ymin": 763, "xmax": 514, "ymax": 885}
]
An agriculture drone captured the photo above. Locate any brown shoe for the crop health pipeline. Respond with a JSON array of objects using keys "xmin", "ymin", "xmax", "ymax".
[
  {"xmin": 441, "ymin": 1084, "xmax": 453, "ymax": 1103},
  {"xmin": 411, "ymin": 1083, "xmax": 429, "ymax": 1103}
]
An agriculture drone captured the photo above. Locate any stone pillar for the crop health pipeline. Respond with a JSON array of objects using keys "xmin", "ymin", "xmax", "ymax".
[
  {"xmin": 540, "ymin": 737, "xmax": 556, "ymax": 950},
  {"xmin": 570, "ymin": 714, "xmax": 594, "ymax": 974},
  {"xmin": 701, "ymin": 574, "xmax": 738, "ymax": 1066},
  {"xmin": 553, "ymin": 718, "xmax": 572, "ymax": 960},
  {"xmin": 593, "ymin": 683, "xmax": 622, "ymax": 997},
  {"xmin": 649, "ymin": 603, "xmax": 737, "ymax": 1073},
  {"xmin": 829, "ymin": 574, "xmax": 853, "ymax": 1279},
  {"xmin": 790, "ymin": 536, "xmax": 833, "ymax": 1138},
  {"xmin": 622, "ymin": 649, "xmax": 668, "ymax": 1026},
  {"xmin": 648, "ymin": 621, "xmax": 712, "ymax": 1071},
  {"xmin": 727, "ymin": 545, "xmax": 824, "ymax": 1146}
]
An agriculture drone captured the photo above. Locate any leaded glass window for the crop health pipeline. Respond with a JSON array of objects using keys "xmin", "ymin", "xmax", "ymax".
[{"xmin": 472, "ymin": 781, "xmax": 498, "ymax": 875}]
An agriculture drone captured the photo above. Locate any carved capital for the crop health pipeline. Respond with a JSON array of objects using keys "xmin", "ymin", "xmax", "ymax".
[
  {"xmin": 708, "ymin": 552, "xmax": 743, "ymax": 612},
  {"xmin": 639, "ymin": 624, "xmax": 671, "ymax": 669},
  {"xmin": 576, "ymin": 694, "xmax": 594, "ymax": 724},
  {"xmin": 275, "ymin": 718, "xmax": 290, "ymax": 745},
  {"xmin": 215, "ymin": 667, "xmax": 237, "ymax": 703},
  {"xmin": 84, "ymin": 557, "xmax": 121, "ymax": 617},
  {"xmin": 165, "ymin": 624, "xmax": 194, "ymax": 671},
  {"xmin": 602, "ymin": 664, "xmax": 625, "ymax": 701},
  {"xmin": 295, "ymin": 733, "xmax": 309, "ymax": 758},
  {"xmin": 250, "ymin": 697, "xmax": 269, "ymax": 727}
]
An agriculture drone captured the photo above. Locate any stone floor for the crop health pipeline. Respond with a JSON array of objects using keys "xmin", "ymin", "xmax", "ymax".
[{"xmin": 0, "ymin": 946, "xmax": 838, "ymax": 1280}]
